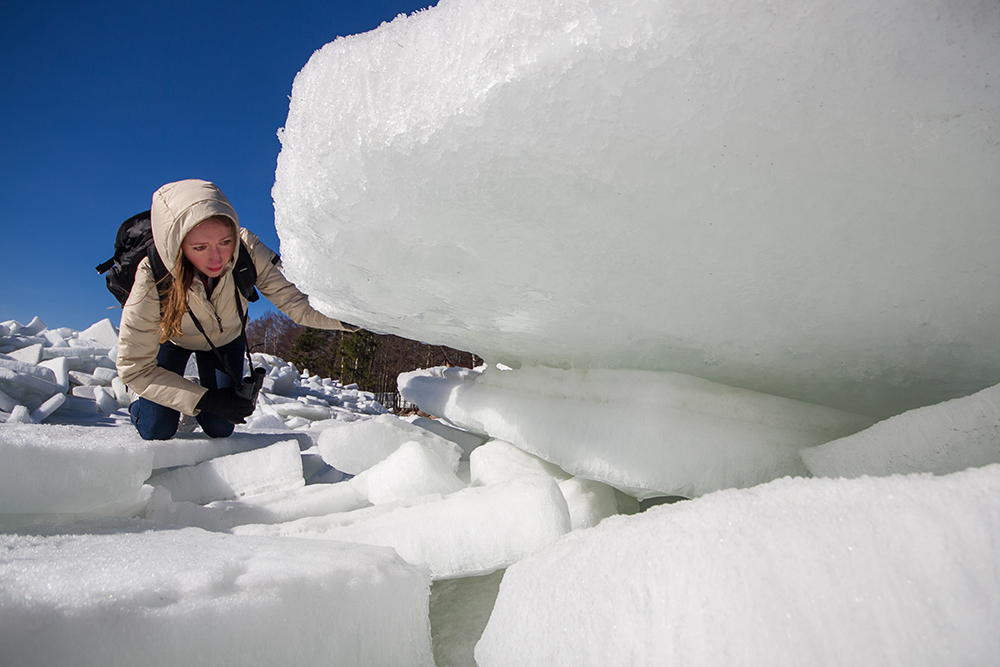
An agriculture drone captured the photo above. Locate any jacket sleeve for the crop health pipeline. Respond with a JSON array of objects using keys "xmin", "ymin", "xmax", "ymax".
[
  {"xmin": 115, "ymin": 259, "xmax": 209, "ymax": 416},
  {"xmin": 242, "ymin": 230, "xmax": 355, "ymax": 331}
]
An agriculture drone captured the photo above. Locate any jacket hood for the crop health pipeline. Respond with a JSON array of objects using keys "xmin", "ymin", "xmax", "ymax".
[{"xmin": 151, "ymin": 179, "xmax": 241, "ymax": 274}]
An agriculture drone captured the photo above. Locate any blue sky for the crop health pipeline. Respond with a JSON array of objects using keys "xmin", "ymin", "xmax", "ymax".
[{"xmin": 0, "ymin": 0, "xmax": 437, "ymax": 331}]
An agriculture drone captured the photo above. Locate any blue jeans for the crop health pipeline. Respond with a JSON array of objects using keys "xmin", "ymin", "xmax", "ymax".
[{"xmin": 129, "ymin": 337, "xmax": 246, "ymax": 440}]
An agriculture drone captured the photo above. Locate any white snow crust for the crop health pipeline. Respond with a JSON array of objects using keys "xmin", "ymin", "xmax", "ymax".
[
  {"xmin": 0, "ymin": 524, "xmax": 433, "ymax": 667},
  {"xmin": 477, "ymin": 464, "xmax": 1000, "ymax": 667},
  {"xmin": 2, "ymin": 298, "xmax": 1000, "ymax": 664}
]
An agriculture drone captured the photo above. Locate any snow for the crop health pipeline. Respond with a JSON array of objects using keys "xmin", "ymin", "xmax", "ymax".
[
  {"xmin": 0, "ymin": 524, "xmax": 433, "ymax": 667},
  {"xmin": 4, "ymin": 0, "xmax": 1000, "ymax": 663},
  {"xmin": 469, "ymin": 439, "xmax": 622, "ymax": 530},
  {"xmin": 147, "ymin": 430, "xmax": 314, "ymax": 470},
  {"xmin": 476, "ymin": 464, "xmax": 1000, "ymax": 667},
  {"xmin": 1, "ymin": 322, "xmax": 998, "ymax": 663},
  {"xmin": 406, "ymin": 415, "xmax": 490, "ymax": 460}
]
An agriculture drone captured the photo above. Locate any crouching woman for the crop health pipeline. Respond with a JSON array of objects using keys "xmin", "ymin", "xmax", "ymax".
[{"xmin": 117, "ymin": 179, "xmax": 353, "ymax": 440}]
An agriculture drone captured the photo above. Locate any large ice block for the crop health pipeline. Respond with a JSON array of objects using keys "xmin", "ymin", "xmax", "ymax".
[
  {"xmin": 274, "ymin": 0, "xmax": 1000, "ymax": 419},
  {"xmin": 476, "ymin": 465, "xmax": 1000, "ymax": 666},
  {"xmin": 0, "ymin": 424, "xmax": 152, "ymax": 515},
  {"xmin": 400, "ymin": 365, "xmax": 873, "ymax": 498},
  {"xmin": 0, "ymin": 522, "xmax": 433, "ymax": 667},
  {"xmin": 77, "ymin": 318, "xmax": 119, "ymax": 349}
]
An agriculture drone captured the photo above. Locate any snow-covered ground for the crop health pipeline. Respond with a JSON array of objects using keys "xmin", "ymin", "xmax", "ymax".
[
  {"xmin": 1, "ymin": 315, "xmax": 998, "ymax": 665},
  {"xmin": 0, "ymin": 316, "xmax": 624, "ymax": 665}
]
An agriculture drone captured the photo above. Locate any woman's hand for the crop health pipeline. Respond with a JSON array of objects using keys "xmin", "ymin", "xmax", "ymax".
[{"xmin": 196, "ymin": 387, "xmax": 256, "ymax": 424}]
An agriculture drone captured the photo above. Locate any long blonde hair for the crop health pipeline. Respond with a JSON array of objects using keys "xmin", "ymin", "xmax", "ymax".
[{"xmin": 158, "ymin": 217, "xmax": 237, "ymax": 342}]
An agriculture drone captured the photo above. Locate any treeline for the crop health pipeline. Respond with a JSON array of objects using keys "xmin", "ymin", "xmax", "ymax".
[{"xmin": 246, "ymin": 311, "xmax": 481, "ymax": 412}]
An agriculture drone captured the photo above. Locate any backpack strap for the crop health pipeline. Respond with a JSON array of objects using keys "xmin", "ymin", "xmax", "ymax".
[
  {"xmin": 147, "ymin": 244, "xmax": 171, "ymax": 290},
  {"xmin": 232, "ymin": 241, "xmax": 259, "ymax": 303},
  {"xmin": 146, "ymin": 244, "xmax": 172, "ymax": 318}
]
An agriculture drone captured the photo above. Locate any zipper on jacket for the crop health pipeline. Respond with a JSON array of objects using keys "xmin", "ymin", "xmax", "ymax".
[{"xmin": 216, "ymin": 313, "xmax": 224, "ymax": 334}]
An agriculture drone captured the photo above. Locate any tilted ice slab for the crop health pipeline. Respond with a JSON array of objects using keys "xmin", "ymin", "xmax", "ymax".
[
  {"xmin": 318, "ymin": 414, "xmax": 462, "ymax": 475},
  {"xmin": 146, "ymin": 440, "xmax": 305, "ymax": 505},
  {"xmin": 400, "ymin": 366, "xmax": 873, "ymax": 499},
  {"xmin": 148, "ymin": 430, "xmax": 313, "ymax": 470},
  {"xmin": 145, "ymin": 483, "xmax": 369, "ymax": 532},
  {"xmin": 0, "ymin": 522, "xmax": 433, "ymax": 667},
  {"xmin": 0, "ymin": 424, "xmax": 152, "ymax": 515},
  {"xmin": 800, "ymin": 382, "xmax": 1000, "ymax": 478},
  {"xmin": 274, "ymin": 0, "xmax": 1000, "ymax": 419},
  {"xmin": 235, "ymin": 477, "xmax": 571, "ymax": 580},
  {"xmin": 476, "ymin": 465, "xmax": 1000, "ymax": 667}
]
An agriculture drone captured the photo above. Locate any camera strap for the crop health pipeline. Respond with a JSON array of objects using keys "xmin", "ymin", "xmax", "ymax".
[{"xmin": 186, "ymin": 278, "xmax": 255, "ymax": 386}]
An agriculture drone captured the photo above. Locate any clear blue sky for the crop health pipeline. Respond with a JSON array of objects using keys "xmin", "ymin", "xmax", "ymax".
[{"xmin": 0, "ymin": 0, "xmax": 437, "ymax": 331}]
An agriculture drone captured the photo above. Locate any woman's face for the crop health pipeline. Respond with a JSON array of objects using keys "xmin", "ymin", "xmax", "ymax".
[{"xmin": 182, "ymin": 217, "xmax": 234, "ymax": 278}]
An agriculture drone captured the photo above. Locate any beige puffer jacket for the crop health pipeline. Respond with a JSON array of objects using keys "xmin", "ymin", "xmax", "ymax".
[{"xmin": 117, "ymin": 179, "xmax": 350, "ymax": 416}]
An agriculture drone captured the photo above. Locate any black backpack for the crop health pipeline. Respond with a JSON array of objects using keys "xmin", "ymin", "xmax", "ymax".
[{"xmin": 96, "ymin": 210, "xmax": 261, "ymax": 306}]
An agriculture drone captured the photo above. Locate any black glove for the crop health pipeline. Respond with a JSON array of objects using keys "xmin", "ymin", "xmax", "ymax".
[{"xmin": 196, "ymin": 387, "xmax": 255, "ymax": 424}]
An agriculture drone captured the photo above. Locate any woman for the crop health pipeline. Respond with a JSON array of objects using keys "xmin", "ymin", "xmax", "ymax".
[{"xmin": 117, "ymin": 179, "xmax": 353, "ymax": 440}]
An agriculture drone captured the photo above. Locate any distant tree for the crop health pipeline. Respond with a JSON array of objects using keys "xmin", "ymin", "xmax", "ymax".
[
  {"xmin": 335, "ymin": 330, "xmax": 379, "ymax": 387},
  {"xmin": 363, "ymin": 334, "xmax": 481, "ymax": 411},
  {"xmin": 288, "ymin": 327, "xmax": 341, "ymax": 379},
  {"xmin": 246, "ymin": 311, "xmax": 303, "ymax": 360},
  {"xmin": 250, "ymin": 310, "xmax": 482, "ymax": 412}
]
